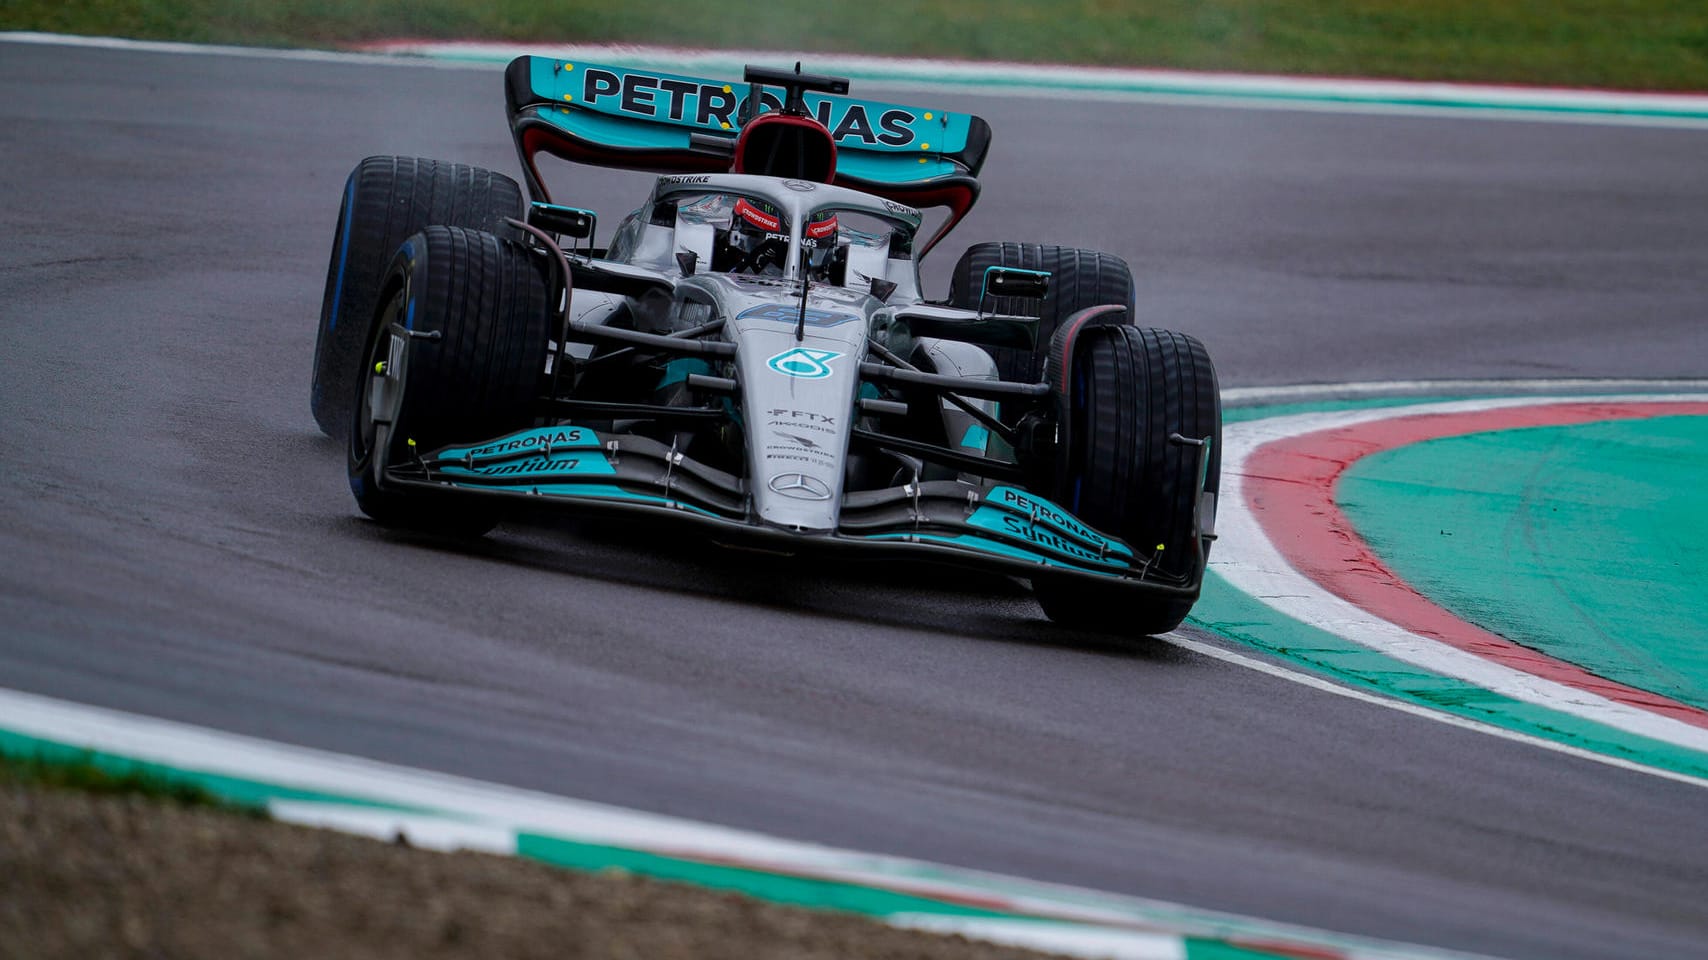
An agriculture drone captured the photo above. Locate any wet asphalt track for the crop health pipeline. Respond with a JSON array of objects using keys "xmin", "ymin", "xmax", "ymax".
[{"xmin": 5, "ymin": 40, "xmax": 1708, "ymax": 959}]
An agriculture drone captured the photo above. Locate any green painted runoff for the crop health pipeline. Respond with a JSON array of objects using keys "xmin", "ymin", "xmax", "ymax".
[
  {"xmin": 1188, "ymin": 569, "xmax": 1708, "ymax": 781},
  {"xmin": 1339, "ymin": 414, "xmax": 1708, "ymax": 710}
]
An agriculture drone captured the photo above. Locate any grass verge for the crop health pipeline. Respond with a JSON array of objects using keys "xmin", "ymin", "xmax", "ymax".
[
  {"xmin": 0, "ymin": 748, "xmax": 263, "ymax": 817},
  {"xmin": 4, "ymin": 0, "xmax": 1708, "ymax": 90},
  {"xmin": 0, "ymin": 769, "xmax": 1065, "ymax": 960}
]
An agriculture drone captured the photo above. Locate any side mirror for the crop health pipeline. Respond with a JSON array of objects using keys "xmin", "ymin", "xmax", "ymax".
[
  {"xmin": 528, "ymin": 202, "xmax": 597, "ymax": 246},
  {"xmin": 675, "ymin": 251, "xmax": 698, "ymax": 276},
  {"xmin": 979, "ymin": 266, "xmax": 1049, "ymax": 312}
]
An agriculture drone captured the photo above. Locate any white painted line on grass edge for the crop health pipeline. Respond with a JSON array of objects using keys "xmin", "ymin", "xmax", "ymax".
[
  {"xmin": 0, "ymin": 683, "xmax": 1496, "ymax": 960},
  {"xmin": 892, "ymin": 915, "xmax": 1187, "ymax": 960},
  {"xmin": 359, "ymin": 40, "xmax": 1708, "ymax": 128},
  {"xmin": 6, "ymin": 32, "xmax": 1708, "ymax": 128}
]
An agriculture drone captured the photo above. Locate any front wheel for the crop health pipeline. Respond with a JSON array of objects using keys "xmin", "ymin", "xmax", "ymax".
[
  {"xmin": 349, "ymin": 225, "xmax": 553, "ymax": 536},
  {"xmin": 1032, "ymin": 314, "xmax": 1221, "ymax": 635},
  {"xmin": 312, "ymin": 157, "xmax": 525, "ymax": 439}
]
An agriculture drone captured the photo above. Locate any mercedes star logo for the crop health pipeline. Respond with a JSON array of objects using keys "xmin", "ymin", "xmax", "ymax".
[{"xmin": 767, "ymin": 473, "xmax": 833, "ymax": 501}]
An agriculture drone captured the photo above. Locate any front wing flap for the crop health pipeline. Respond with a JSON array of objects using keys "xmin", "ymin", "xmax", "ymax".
[{"xmin": 382, "ymin": 426, "xmax": 1194, "ymax": 594}]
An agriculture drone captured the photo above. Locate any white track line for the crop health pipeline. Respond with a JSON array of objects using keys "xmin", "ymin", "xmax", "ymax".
[
  {"xmin": 1222, "ymin": 378, "xmax": 1708, "ymax": 405},
  {"xmin": 1163, "ymin": 632, "xmax": 1708, "ymax": 790}
]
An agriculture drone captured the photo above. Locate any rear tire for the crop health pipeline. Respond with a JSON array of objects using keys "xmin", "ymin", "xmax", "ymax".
[
  {"xmin": 1032, "ymin": 316, "xmax": 1221, "ymax": 635},
  {"xmin": 946, "ymin": 242, "xmax": 1134, "ymax": 385},
  {"xmin": 348, "ymin": 226, "xmax": 553, "ymax": 535},
  {"xmin": 312, "ymin": 157, "xmax": 524, "ymax": 438}
]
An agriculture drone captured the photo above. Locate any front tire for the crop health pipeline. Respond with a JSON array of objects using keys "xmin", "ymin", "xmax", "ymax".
[
  {"xmin": 1032, "ymin": 314, "xmax": 1221, "ymax": 635},
  {"xmin": 312, "ymin": 156, "xmax": 525, "ymax": 439},
  {"xmin": 348, "ymin": 226, "xmax": 553, "ymax": 535}
]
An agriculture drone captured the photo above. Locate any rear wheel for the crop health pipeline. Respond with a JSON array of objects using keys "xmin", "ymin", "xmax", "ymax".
[
  {"xmin": 348, "ymin": 226, "xmax": 553, "ymax": 535},
  {"xmin": 312, "ymin": 156, "xmax": 524, "ymax": 438},
  {"xmin": 1032, "ymin": 315, "xmax": 1221, "ymax": 635},
  {"xmin": 946, "ymin": 242, "xmax": 1134, "ymax": 385}
]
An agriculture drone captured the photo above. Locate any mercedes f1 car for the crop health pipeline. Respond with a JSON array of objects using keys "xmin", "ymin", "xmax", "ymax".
[{"xmin": 309, "ymin": 57, "xmax": 1221, "ymax": 633}]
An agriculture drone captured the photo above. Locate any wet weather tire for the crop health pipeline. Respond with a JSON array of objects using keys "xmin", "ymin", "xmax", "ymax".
[
  {"xmin": 946, "ymin": 242, "xmax": 1135, "ymax": 385},
  {"xmin": 1033, "ymin": 314, "xmax": 1221, "ymax": 635},
  {"xmin": 311, "ymin": 156, "xmax": 524, "ymax": 438},
  {"xmin": 348, "ymin": 226, "xmax": 553, "ymax": 535}
]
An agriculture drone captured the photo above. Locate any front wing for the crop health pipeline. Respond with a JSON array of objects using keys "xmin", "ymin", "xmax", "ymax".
[{"xmin": 379, "ymin": 425, "xmax": 1203, "ymax": 598}]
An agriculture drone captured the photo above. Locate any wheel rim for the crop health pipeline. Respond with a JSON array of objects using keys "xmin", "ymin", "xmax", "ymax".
[{"xmin": 352, "ymin": 287, "xmax": 405, "ymax": 472}]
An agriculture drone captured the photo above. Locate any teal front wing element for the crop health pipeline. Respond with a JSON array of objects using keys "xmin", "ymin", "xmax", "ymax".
[
  {"xmin": 432, "ymin": 425, "xmax": 604, "ymax": 463},
  {"xmin": 970, "ymin": 486, "xmax": 1135, "ymax": 565},
  {"xmin": 437, "ymin": 451, "xmax": 615, "ymax": 482},
  {"xmin": 436, "ymin": 474, "xmax": 726, "ymax": 519},
  {"xmin": 859, "ymin": 532, "xmax": 1125, "ymax": 576},
  {"xmin": 420, "ymin": 425, "xmax": 734, "ymax": 519},
  {"xmin": 523, "ymin": 483, "xmax": 726, "ymax": 518}
]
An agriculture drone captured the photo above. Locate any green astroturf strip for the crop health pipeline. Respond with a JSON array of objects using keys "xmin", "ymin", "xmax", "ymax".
[
  {"xmin": 0, "ymin": 729, "xmax": 424, "ymax": 813},
  {"xmin": 1222, "ymin": 396, "xmax": 1455, "ymax": 424},
  {"xmin": 1340, "ymin": 414, "xmax": 1708, "ymax": 711},
  {"xmin": 1184, "ymin": 940, "xmax": 1313, "ymax": 960},
  {"xmin": 519, "ymin": 834, "xmax": 1346, "ymax": 957},
  {"xmin": 518, "ymin": 833, "xmax": 1015, "ymax": 920},
  {"xmin": 1188, "ymin": 571, "xmax": 1708, "ymax": 780}
]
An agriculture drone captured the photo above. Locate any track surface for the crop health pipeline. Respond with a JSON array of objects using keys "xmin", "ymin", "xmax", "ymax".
[{"xmin": 5, "ymin": 42, "xmax": 1708, "ymax": 959}]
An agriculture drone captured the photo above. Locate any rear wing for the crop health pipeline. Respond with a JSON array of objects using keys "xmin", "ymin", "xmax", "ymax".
[{"xmin": 504, "ymin": 56, "xmax": 992, "ymax": 255}]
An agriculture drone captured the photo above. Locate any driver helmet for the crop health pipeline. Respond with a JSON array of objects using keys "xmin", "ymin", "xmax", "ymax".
[
  {"xmin": 724, "ymin": 197, "xmax": 788, "ymax": 274},
  {"xmin": 802, "ymin": 210, "xmax": 842, "ymax": 281}
]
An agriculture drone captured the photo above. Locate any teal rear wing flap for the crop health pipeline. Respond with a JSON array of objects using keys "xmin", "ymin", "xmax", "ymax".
[{"xmin": 504, "ymin": 56, "xmax": 991, "ymax": 253}]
